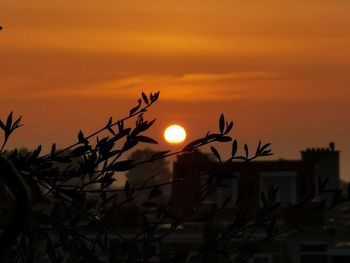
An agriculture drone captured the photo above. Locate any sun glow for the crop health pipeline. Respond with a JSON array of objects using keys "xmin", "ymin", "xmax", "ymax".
[{"xmin": 163, "ymin": 125, "xmax": 187, "ymax": 144}]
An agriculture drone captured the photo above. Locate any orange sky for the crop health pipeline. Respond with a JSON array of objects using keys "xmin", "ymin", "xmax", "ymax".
[{"xmin": 1, "ymin": 0, "xmax": 350, "ymax": 180}]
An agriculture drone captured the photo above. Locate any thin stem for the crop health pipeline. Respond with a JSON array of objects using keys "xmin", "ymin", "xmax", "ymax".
[{"xmin": 51, "ymin": 98, "xmax": 157, "ymax": 158}]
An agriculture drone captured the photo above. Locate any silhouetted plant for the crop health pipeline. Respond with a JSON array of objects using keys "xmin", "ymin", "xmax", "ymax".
[
  {"xmin": 125, "ymin": 148, "xmax": 172, "ymax": 205},
  {"xmin": 0, "ymin": 92, "xmax": 346, "ymax": 263}
]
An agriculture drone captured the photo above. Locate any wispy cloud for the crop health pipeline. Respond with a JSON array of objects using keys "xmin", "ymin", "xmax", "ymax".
[{"xmin": 31, "ymin": 71, "xmax": 278, "ymax": 101}]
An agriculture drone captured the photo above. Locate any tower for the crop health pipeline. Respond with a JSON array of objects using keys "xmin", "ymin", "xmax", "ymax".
[
  {"xmin": 301, "ymin": 142, "xmax": 340, "ymax": 193},
  {"xmin": 171, "ymin": 150, "xmax": 214, "ymax": 217}
]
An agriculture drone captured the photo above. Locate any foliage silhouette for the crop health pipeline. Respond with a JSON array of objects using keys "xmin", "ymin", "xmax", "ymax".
[
  {"xmin": 0, "ymin": 92, "xmax": 347, "ymax": 263},
  {"xmin": 125, "ymin": 148, "xmax": 172, "ymax": 205}
]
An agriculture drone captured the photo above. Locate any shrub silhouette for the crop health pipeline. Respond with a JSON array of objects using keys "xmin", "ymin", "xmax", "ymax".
[
  {"xmin": 0, "ymin": 92, "xmax": 346, "ymax": 263},
  {"xmin": 125, "ymin": 148, "xmax": 172, "ymax": 205}
]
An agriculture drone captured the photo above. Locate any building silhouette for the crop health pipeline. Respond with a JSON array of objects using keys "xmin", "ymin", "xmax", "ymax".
[{"xmin": 163, "ymin": 143, "xmax": 348, "ymax": 263}]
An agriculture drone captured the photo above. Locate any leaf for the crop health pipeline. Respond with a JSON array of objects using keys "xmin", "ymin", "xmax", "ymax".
[
  {"xmin": 261, "ymin": 150, "xmax": 273, "ymax": 156},
  {"xmin": 244, "ymin": 144, "xmax": 249, "ymax": 159},
  {"xmin": 12, "ymin": 116, "xmax": 23, "ymax": 129},
  {"xmin": 216, "ymin": 136, "xmax": 232, "ymax": 142},
  {"xmin": 219, "ymin": 113, "xmax": 225, "ymax": 134},
  {"xmin": 5, "ymin": 111, "xmax": 13, "ymax": 131},
  {"xmin": 142, "ymin": 92, "xmax": 149, "ymax": 104},
  {"xmin": 122, "ymin": 138, "xmax": 139, "ymax": 151},
  {"xmin": 110, "ymin": 160, "xmax": 135, "ymax": 171},
  {"xmin": 97, "ymin": 137, "xmax": 114, "ymax": 157},
  {"xmin": 107, "ymin": 127, "xmax": 115, "ymax": 135},
  {"xmin": 136, "ymin": 113, "xmax": 144, "ymax": 125},
  {"xmin": 2, "ymin": 112, "xmax": 14, "ymax": 140},
  {"xmin": 105, "ymin": 117, "xmax": 113, "ymax": 128},
  {"xmin": 110, "ymin": 128, "xmax": 131, "ymax": 143},
  {"xmin": 225, "ymin": 121, "xmax": 233, "ymax": 134},
  {"xmin": 136, "ymin": 135, "xmax": 158, "ymax": 144},
  {"xmin": 205, "ymin": 133, "xmax": 222, "ymax": 140},
  {"xmin": 50, "ymin": 143, "xmax": 56, "ymax": 156},
  {"xmin": 129, "ymin": 119, "xmax": 156, "ymax": 138},
  {"xmin": 78, "ymin": 130, "xmax": 88, "ymax": 145},
  {"xmin": 129, "ymin": 99, "xmax": 142, "ymax": 116},
  {"xmin": 31, "ymin": 145, "xmax": 42, "ymax": 159},
  {"xmin": 182, "ymin": 137, "xmax": 208, "ymax": 151},
  {"xmin": 211, "ymin": 146, "xmax": 221, "ymax": 162},
  {"xmin": 0, "ymin": 119, "xmax": 5, "ymax": 130},
  {"xmin": 231, "ymin": 139, "xmax": 238, "ymax": 157},
  {"xmin": 260, "ymin": 143, "xmax": 271, "ymax": 153},
  {"xmin": 101, "ymin": 177, "xmax": 115, "ymax": 188},
  {"xmin": 154, "ymin": 91, "xmax": 160, "ymax": 100},
  {"xmin": 255, "ymin": 140, "xmax": 262, "ymax": 156}
]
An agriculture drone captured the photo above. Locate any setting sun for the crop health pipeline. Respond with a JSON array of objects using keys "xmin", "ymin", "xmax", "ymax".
[{"xmin": 163, "ymin": 124, "xmax": 187, "ymax": 144}]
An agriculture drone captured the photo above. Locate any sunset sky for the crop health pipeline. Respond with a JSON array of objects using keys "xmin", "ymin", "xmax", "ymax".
[{"xmin": 1, "ymin": 1, "xmax": 350, "ymax": 180}]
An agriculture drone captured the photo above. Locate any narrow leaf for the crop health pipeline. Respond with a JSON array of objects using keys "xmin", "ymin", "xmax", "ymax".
[
  {"xmin": 231, "ymin": 140, "xmax": 238, "ymax": 157},
  {"xmin": 32, "ymin": 145, "xmax": 42, "ymax": 158},
  {"xmin": 50, "ymin": 143, "xmax": 56, "ymax": 156},
  {"xmin": 78, "ymin": 130, "xmax": 88, "ymax": 144},
  {"xmin": 107, "ymin": 127, "xmax": 115, "ymax": 135},
  {"xmin": 244, "ymin": 144, "xmax": 249, "ymax": 159},
  {"xmin": 105, "ymin": 117, "xmax": 112, "ymax": 128},
  {"xmin": 182, "ymin": 137, "xmax": 208, "ymax": 151},
  {"xmin": 142, "ymin": 92, "xmax": 149, "ymax": 104},
  {"xmin": 136, "ymin": 136, "xmax": 158, "ymax": 144},
  {"xmin": 216, "ymin": 136, "xmax": 232, "ymax": 142},
  {"xmin": 110, "ymin": 128, "xmax": 131, "ymax": 143},
  {"xmin": 211, "ymin": 146, "xmax": 221, "ymax": 162},
  {"xmin": 154, "ymin": 91, "xmax": 160, "ymax": 100},
  {"xmin": 219, "ymin": 113, "xmax": 225, "ymax": 134},
  {"xmin": 0, "ymin": 119, "xmax": 5, "ymax": 130},
  {"xmin": 5, "ymin": 112, "xmax": 13, "ymax": 130},
  {"xmin": 129, "ymin": 100, "xmax": 142, "ymax": 116},
  {"xmin": 225, "ymin": 121, "xmax": 234, "ymax": 134},
  {"xmin": 260, "ymin": 143, "xmax": 271, "ymax": 153},
  {"xmin": 12, "ymin": 116, "xmax": 23, "ymax": 129},
  {"xmin": 256, "ymin": 140, "xmax": 262, "ymax": 156}
]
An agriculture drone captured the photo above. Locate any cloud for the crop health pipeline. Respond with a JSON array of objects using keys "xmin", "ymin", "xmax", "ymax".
[{"xmin": 31, "ymin": 71, "xmax": 278, "ymax": 101}]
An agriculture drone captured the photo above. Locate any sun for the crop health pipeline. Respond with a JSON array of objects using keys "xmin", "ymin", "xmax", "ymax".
[{"xmin": 163, "ymin": 124, "xmax": 187, "ymax": 144}]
